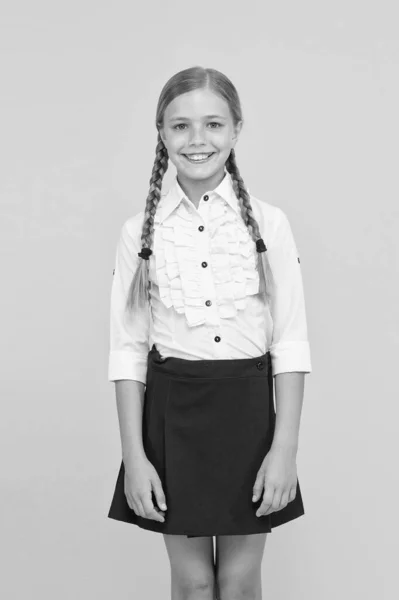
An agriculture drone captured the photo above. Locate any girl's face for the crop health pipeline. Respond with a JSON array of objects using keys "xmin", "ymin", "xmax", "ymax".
[{"xmin": 160, "ymin": 88, "xmax": 242, "ymax": 185}]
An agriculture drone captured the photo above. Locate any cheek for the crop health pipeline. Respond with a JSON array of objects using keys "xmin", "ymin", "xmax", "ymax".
[
  {"xmin": 168, "ymin": 133, "xmax": 186, "ymax": 152},
  {"xmin": 213, "ymin": 130, "xmax": 232, "ymax": 148}
]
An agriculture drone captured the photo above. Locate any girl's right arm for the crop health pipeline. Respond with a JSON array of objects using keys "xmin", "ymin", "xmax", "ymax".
[
  {"xmin": 115, "ymin": 380, "xmax": 146, "ymax": 467},
  {"xmin": 115, "ymin": 379, "xmax": 167, "ymax": 522},
  {"xmin": 108, "ymin": 216, "xmax": 150, "ymax": 462},
  {"xmin": 108, "ymin": 216, "xmax": 167, "ymax": 522}
]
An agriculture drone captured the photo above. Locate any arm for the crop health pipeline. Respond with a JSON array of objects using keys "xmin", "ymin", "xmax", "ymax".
[
  {"xmin": 115, "ymin": 380, "xmax": 146, "ymax": 467},
  {"xmin": 267, "ymin": 207, "xmax": 311, "ymax": 450},
  {"xmin": 252, "ymin": 371, "xmax": 305, "ymax": 514},
  {"xmin": 272, "ymin": 372, "xmax": 304, "ymax": 452},
  {"xmin": 252, "ymin": 207, "xmax": 312, "ymax": 513},
  {"xmin": 108, "ymin": 215, "xmax": 150, "ymax": 465}
]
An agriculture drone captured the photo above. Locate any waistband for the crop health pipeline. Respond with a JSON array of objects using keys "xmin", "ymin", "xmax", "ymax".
[{"xmin": 148, "ymin": 344, "xmax": 271, "ymax": 379}]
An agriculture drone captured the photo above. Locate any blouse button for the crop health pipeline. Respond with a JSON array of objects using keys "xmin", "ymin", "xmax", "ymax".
[
  {"xmin": 205, "ymin": 300, "xmax": 212, "ymax": 306},
  {"xmin": 201, "ymin": 261, "xmax": 208, "ymax": 268},
  {"xmin": 198, "ymin": 225, "xmax": 204, "ymax": 231},
  {"xmin": 214, "ymin": 336, "xmax": 221, "ymax": 342},
  {"xmin": 256, "ymin": 361, "xmax": 264, "ymax": 370},
  {"xmin": 203, "ymin": 195, "xmax": 209, "ymax": 201}
]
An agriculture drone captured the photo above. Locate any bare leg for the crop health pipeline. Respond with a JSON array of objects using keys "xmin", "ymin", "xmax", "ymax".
[
  {"xmin": 215, "ymin": 533, "xmax": 268, "ymax": 600},
  {"xmin": 163, "ymin": 534, "xmax": 216, "ymax": 600}
]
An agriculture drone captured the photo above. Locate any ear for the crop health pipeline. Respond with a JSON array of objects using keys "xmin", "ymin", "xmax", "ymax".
[{"xmin": 232, "ymin": 120, "xmax": 243, "ymax": 146}]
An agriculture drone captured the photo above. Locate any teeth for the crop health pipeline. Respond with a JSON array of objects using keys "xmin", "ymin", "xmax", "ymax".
[{"xmin": 186, "ymin": 153, "xmax": 212, "ymax": 160}]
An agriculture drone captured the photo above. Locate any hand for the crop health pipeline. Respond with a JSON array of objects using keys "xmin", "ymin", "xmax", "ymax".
[
  {"xmin": 124, "ymin": 457, "xmax": 167, "ymax": 523},
  {"xmin": 252, "ymin": 444, "xmax": 298, "ymax": 517}
]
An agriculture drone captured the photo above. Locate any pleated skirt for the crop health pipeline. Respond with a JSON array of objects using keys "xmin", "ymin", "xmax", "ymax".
[{"xmin": 107, "ymin": 344, "xmax": 305, "ymax": 537}]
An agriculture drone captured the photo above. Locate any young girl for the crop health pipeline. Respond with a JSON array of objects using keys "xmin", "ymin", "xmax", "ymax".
[{"xmin": 107, "ymin": 66, "xmax": 312, "ymax": 599}]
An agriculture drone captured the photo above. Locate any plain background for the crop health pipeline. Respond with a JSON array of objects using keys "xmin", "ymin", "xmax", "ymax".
[{"xmin": 1, "ymin": 1, "xmax": 398, "ymax": 598}]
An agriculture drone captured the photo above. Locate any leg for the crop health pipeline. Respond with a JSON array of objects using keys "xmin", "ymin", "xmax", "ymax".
[
  {"xmin": 214, "ymin": 534, "xmax": 268, "ymax": 600},
  {"xmin": 163, "ymin": 534, "xmax": 216, "ymax": 600}
]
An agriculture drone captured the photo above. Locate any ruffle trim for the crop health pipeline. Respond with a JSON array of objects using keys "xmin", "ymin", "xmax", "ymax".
[{"xmin": 150, "ymin": 198, "xmax": 259, "ymax": 327}]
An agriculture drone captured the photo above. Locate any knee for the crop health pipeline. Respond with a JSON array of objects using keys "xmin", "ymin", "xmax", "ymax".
[
  {"xmin": 173, "ymin": 572, "xmax": 216, "ymax": 599},
  {"xmin": 217, "ymin": 568, "xmax": 261, "ymax": 600}
]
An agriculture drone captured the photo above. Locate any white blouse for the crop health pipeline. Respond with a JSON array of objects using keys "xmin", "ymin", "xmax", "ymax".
[{"xmin": 108, "ymin": 170, "xmax": 312, "ymax": 385}]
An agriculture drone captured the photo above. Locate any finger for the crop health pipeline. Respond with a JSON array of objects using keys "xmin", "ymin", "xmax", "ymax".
[
  {"xmin": 252, "ymin": 474, "xmax": 265, "ymax": 502},
  {"xmin": 265, "ymin": 488, "xmax": 286, "ymax": 514},
  {"xmin": 256, "ymin": 483, "xmax": 274, "ymax": 516},
  {"xmin": 126, "ymin": 494, "xmax": 139, "ymax": 514},
  {"xmin": 125, "ymin": 487, "xmax": 141, "ymax": 515},
  {"xmin": 142, "ymin": 494, "xmax": 165, "ymax": 522},
  {"xmin": 135, "ymin": 497, "xmax": 147, "ymax": 518},
  {"xmin": 124, "ymin": 474, "xmax": 142, "ymax": 516},
  {"xmin": 152, "ymin": 478, "xmax": 167, "ymax": 512},
  {"xmin": 280, "ymin": 489, "xmax": 290, "ymax": 508}
]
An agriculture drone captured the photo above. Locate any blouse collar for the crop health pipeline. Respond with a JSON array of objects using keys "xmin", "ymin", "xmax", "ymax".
[{"xmin": 157, "ymin": 168, "xmax": 241, "ymax": 224}]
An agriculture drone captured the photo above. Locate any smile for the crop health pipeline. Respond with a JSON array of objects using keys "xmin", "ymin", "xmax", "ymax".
[{"xmin": 183, "ymin": 152, "xmax": 215, "ymax": 164}]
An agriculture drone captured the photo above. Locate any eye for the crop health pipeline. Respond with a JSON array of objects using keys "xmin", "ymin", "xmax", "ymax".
[{"xmin": 173, "ymin": 122, "xmax": 223, "ymax": 131}]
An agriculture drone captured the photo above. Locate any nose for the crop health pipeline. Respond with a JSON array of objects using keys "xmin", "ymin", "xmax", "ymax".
[{"xmin": 188, "ymin": 124, "xmax": 207, "ymax": 146}]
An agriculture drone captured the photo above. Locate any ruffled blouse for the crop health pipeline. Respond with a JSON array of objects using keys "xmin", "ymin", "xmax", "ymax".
[
  {"xmin": 108, "ymin": 169, "xmax": 312, "ymax": 384},
  {"xmin": 150, "ymin": 195, "xmax": 259, "ymax": 327}
]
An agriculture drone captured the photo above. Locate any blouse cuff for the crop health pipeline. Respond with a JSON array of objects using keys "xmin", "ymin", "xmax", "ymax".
[
  {"xmin": 269, "ymin": 341, "xmax": 312, "ymax": 376},
  {"xmin": 108, "ymin": 351, "xmax": 148, "ymax": 385}
]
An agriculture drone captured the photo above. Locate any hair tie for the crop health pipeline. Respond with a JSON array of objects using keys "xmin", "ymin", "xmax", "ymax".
[
  {"xmin": 256, "ymin": 238, "xmax": 267, "ymax": 253},
  {"xmin": 138, "ymin": 247, "xmax": 152, "ymax": 260}
]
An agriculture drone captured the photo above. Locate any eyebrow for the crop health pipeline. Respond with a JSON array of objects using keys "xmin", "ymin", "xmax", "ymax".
[{"xmin": 169, "ymin": 115, "xmax": 228, "ymax": 122}]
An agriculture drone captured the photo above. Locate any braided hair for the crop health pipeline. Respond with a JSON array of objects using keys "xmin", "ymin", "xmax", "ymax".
[
  {"xmin": 225, "ymin": 148, "xmax": 273, "ymax": 302},
  {"xmin": 126, "ymin": 133, "xmax": 168, "ymax": 310},
  {"xmin": 126, "ymin": 66, "xmax": 274, "ymax": 312}
]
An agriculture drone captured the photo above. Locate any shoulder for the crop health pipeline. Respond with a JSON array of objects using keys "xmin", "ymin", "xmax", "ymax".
[
  {"xmin": 123, "ymin": 209, "xmax": 146, "ymax": 234},
  {"xmin": 123, "ymin": 210, "xmax": 145, "ymax": 235},
  {"xmin": 119, "ymin": 210, "xmax": 145, "ymax": 251},
  {"xmin": 119, "ymin": 195, "xmax": 167, "ymax": 247},
  {"xmin": 122, "ymin": 191, "xmax": 168, "ymax": 235},
  {"xmin": 248, "ymin": 193, "xmax": 288, "ymax": 243}
]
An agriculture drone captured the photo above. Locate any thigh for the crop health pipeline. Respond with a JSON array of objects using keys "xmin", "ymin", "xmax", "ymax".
[
  {"xmin": 163, "ymin": 534, "xmax": 215, "ymax": 583},
  {"xmin": 215, "ymin": 534, "xmax": 267, "ymax": 581}
]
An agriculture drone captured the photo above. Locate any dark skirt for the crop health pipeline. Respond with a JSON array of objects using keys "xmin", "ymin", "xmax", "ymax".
[{"xmin": 107, "ymin": 344, "xmax": 305, "ymax": 538}]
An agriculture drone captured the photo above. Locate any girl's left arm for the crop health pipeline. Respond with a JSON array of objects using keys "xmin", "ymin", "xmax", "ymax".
[
  {"xmin": 266, "ymin": 206, "xmax": 311, "ymax": 452},
  {"xmin": 252, "ymin": 206, "xmax": 311, "ymax": 514},
  {"xmin": 272, "ymin": 372, "xmax": 305, "ymax": 451}
]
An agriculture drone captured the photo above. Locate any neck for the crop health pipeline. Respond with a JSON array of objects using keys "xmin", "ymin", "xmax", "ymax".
[{"xmin": 177, "ymin": 168, "xmax": 226, "ymax": 207}]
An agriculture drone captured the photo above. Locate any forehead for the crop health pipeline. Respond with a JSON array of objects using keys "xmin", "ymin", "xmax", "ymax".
[{"xmin": 165, "ymin": 88, "xmax": 230, "ymax": 120}]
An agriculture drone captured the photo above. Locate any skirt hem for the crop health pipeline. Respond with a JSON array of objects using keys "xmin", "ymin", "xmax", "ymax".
[{"xmin": 107, "ymin": 507, "xmax": 305, "ymax": 537}]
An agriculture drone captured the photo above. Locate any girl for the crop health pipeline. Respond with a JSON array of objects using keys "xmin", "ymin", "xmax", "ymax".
[{"xmin": 107, "ymin": 66, "xmax": 312, "ymax": 599}]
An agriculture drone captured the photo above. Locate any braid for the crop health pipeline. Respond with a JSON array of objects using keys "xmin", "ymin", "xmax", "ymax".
[
  {"xmin": 126, "ymin": 132, "xmax": 169, "ymax": 311},
  {"xmin": 226, "ymin": 149, "xmax": 274, "ymax": 303}
]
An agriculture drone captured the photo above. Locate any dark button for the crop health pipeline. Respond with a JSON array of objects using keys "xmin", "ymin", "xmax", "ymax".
[
  {"xmin": 214, "ymin": 336, "xmax": 221, "ymax": 342},
  {"xmin": 205, "ymin": 300, "xmax": 212, "ymax": 306},
  {"xmin": 203, "ymin": 195, "xmax": 209, "ymax": 201},
  {"xmin": 256, "ymin": 361, "xmax": 264, "ymax": 370},
  {"xmin": 198, "ymin": 225, "xmax": 204, "ymax": 231},
  {"xmin": 201, "ymin": 261, "xmax": 208, "ymax": 268}
]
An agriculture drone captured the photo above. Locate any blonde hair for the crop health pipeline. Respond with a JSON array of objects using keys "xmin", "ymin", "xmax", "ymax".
[{"xmin": 126, "ymin": 66, "xmax": 274, "ymax": 312}]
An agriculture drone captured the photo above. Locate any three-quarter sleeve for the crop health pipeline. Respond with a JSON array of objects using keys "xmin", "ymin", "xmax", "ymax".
[
  {"xmin": 267, "ymin": 207, "xmax": 312, "ymax": 376},
  {"xmin": 108, "ymin": 213, "xmax": 150, "ymax": 385}
]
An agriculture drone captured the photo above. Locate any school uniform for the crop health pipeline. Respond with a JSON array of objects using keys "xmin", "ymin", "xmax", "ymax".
[{"xmin": 107, "ymin": 168, "xmax": 312, "ymax": 538}]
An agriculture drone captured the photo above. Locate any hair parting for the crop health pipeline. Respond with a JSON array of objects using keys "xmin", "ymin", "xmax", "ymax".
[{"xmin": 125, "ymin": 66, "xmax": 274, "ymax": 314}]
